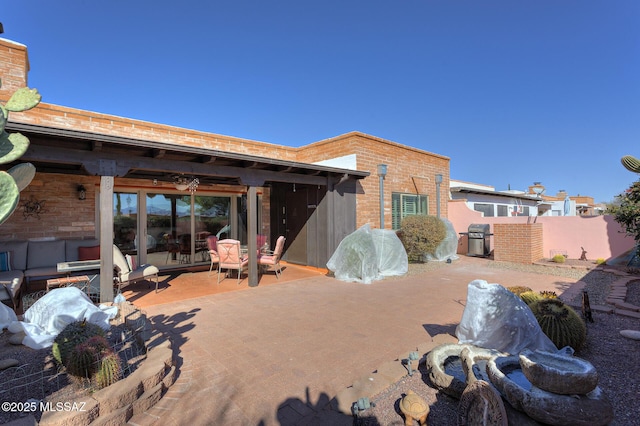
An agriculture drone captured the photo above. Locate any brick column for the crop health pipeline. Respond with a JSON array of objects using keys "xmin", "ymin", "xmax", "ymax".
[{"xmin": 494, "ymin": 223, "xmax": 543, "ymax": 264}]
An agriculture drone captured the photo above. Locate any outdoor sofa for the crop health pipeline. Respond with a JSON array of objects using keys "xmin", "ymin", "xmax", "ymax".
[{"xmin": 0, "ymin": 238, "xmax": 100, "ymax": 311}]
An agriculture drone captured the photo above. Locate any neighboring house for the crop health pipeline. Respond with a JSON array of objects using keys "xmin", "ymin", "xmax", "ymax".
[
  {"xmin": 527, "ymin": 183, "xmax": 598, "ymax": 216},
  {"xmin": 449, "ymin": 180, "xmax": 542, "ymax": 217},
  {"xmin": 450, "ymin": 180, "xmax": 599, "ymax": 217},
  {"xmin": 0, "ymin": 37, "xmax": 449, "ymax": 293}
]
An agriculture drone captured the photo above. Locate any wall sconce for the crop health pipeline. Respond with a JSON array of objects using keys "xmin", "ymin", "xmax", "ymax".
[{"xmin": 77, "ymin": 185, "xmax": 86, "ymax": 200}]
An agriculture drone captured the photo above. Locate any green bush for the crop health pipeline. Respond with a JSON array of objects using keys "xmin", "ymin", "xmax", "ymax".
[
  {"xmin": 551, "ymin": 254, "xmax": 566, "ymax": 263},
  {"xmin": 596, "ymin": 258, "xmax": 606, "ymax": 265},
  {"xmin": 398, "ymin": 215, "xmax": 447, "ymax": 262}
]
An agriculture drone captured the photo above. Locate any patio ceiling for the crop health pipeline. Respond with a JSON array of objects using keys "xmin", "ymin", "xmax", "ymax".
[{"xmin": 5, "ymin": 122, "xmax": 369, "ymax": 187}]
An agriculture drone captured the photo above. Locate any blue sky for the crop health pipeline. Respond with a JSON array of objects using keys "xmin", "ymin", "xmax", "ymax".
[{"xmin": 3, "ymin": 1, "xmax": 639, "ymax": 203}]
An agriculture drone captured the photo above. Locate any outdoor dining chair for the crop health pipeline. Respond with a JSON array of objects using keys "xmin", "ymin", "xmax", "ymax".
[
  {"xmin": 206, "ymin": 235, "xmax": 220, "ymax": 276},
  {"xmin": 216, "ymin": 239, "xmax": 249, "ymax": 285},
  {"xmin": 258, "ymin": 235, "xmax": 286, "ymax": 278}
]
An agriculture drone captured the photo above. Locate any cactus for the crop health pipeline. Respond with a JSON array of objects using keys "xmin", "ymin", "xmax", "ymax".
[
  {"xmin": 95, "ymin": 351, "xmax": 122, "ymax": 389},
  {"xmin": 52, "ymin": 320, "xmax": 106, "ymax": 366},
  {"xmin": 0, "ymin": 80, "xmax": 41, "ymax": 225},
  {"xmin": 66, "ymin": 335, "xmax": 111, "ymax": 378},
  {"xmin": 539, "ymin": 290, "xmax": 558, "ymax": 299},
  {"xmin": 530, "ymin": 298, "xmax": 587, "ymax": 351},
  {"xmin": 519, "ymin": 290, "xmax": 542, "ymax": 306},
  {"xmin": 507, "ymin": 286, "xmax": 533, "ymax": 296},
  {"xmin": 621, "ymin": 155, "xmax": 640, "ymax": 173}
]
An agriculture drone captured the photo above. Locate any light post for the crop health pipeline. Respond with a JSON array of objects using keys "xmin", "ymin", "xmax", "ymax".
[
  {"xmin": 435, "ymin": 174, "xmax": 443, "ymax": 218},
  {"xmin": 377, "ymin": 164, "xmax": 387, "ymax": 228}
]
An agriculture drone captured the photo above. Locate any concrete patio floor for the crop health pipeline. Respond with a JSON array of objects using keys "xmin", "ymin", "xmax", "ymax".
[{"xmin": 126, "ymin": 256, "xmax": 580, "ymax": 425}]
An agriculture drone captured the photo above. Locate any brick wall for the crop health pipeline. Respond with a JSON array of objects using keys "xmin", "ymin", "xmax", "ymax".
[
  {"xmin": 493, "ymin": 223, "xmax": 543, "ymax": 264},
  {"xmin": 298, "ymin": 132, "xmax": 450, "ymax": 228},
  {"xmin": 0, "ymin": 38, "xmax": 29, "ymax": 98},
  {"xmin": 0, "ymin": 173, "xmax": 98, "ymax": 241}
]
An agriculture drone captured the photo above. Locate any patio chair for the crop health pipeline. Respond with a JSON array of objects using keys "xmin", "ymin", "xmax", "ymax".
[
  {"xmin": 206, "ymin": 235, "xmax": 220, "ymax": 276},
  {"xmin": 216, "ymin": 239, "xmax": 249, "ymax": 285},
  {"xmin": 113, "ymin": 244, "xmax": 160, "ymax": 292},
  {"xmin": 258, "ymin": 235, "xmax": 286, "ymax": 278}
]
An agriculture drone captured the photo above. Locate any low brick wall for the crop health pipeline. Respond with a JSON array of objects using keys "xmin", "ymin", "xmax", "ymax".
[{"xmin": 493, "ymin": 223, "xmax": 543, "ymax": 264}]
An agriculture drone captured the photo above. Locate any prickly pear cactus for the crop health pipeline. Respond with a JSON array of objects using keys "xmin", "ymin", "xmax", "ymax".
[
  {"xmin": 621, "ymin": 155, "xmax": 640, "ymax": 173},
  {"xmin": 0, "ymin": 79, "xmax": 41, "ymax": 225},
  {"xmin": 529, "ymin": 298, "xmax": 587, "ymax": 351}
]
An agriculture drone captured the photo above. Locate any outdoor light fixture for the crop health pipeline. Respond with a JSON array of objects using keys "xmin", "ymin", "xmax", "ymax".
[
  {"xmin": 378, "ymin": 164, "xmax": 387, "ymax": 229},
  {"xmin": 173, "ymin": 175, "xmax": 199, "ymax": 193},
  {"xmin": 77, "ymin": 185, "xmax": 86, "ymax": 200},
  {"xmin": 435, "ymin": 174, "xmax": 443, "ymax": 218}
]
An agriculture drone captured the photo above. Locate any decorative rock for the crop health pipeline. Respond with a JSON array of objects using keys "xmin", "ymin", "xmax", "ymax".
[
  {"xmin": 521, "ymin": 386, "xmax": 613, "ymax": 426},
  {"xmin": 457, "ymin": 380, "xmax": 508, "ymax": 426},
  {"xmin": 519, "ymin": 349, "xmax": 598, "ymax": 395},
  {"xmin": 620, "ymin": 329, "xmax": 640, "ymax": 340},
  {"xmin": 0, "ymin": 358, "xmax": 19, "ymax": 370},
  {"xmin": 399, "ymin": 390, "xmax": 429, "ymax": 426},
  {"xmin": 425, "ymin": 343, "xmax": 468, "ymax": 399},
  {"xmin": 9, "ymin": 332, "xmax": 24, "ymax": 345},
  {"xmin": 487, "ymin": 355, "xmax": 613, "ymax": 426}
]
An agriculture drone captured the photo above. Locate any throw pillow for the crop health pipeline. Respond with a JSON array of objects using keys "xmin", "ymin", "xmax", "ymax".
[
  {"xmin": 125, "ymin": 254, "xmax": 137, "ymax": 270},
  {"xmin": 0, "ymin": 251, "xmax": 12, "ymax": 272},
  {"xmin": 78, "ymin": 245, "xmax": 100, "ymax": 261}
]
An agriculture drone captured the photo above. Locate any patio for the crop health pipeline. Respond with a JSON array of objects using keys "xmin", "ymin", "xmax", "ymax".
[
  {"xmin": 126, "ymin": 256, "xmax": 581, "ymax": 425},
  {"xmin": 117, "ymin": 262, "xmax": 327, "ymax": 309}
]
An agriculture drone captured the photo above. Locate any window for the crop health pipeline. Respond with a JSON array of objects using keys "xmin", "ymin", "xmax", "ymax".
[
  {"xmin": 473, "ymin": 203, "xmax": 494, "ymax": 217},
  {"xmin": 497, "ymin": 205, "xmax": 509, "ymax": 217},
  {"xmin": 392, "ymin": 193, "xmax": 428, "ymax": 229}
]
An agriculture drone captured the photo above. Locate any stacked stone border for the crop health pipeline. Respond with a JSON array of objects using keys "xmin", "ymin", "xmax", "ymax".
[{"xmin": 4, "ymin": 303, "xmax": 177, "ymax": 426}]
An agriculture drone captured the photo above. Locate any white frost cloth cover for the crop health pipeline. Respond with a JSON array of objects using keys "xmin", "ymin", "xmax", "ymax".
[
  {"xmin": 327, "ymin": 224, "xmax": 408, "ymax": 284},
  {"xmin": 0, "ymin": 303, "xmax": 18, "ymax": 330},
  {"xmin": 7, "ymin": 287, "xmax": 117, "ymax": 350},
  {"xmin": 455, "ymin": 280, "xmax": 557, "ymax": 354}
]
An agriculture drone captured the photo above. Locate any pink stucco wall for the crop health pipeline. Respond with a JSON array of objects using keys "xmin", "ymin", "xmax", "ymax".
[{"xmin": 448, "ymin": 200, "xmax": 635, "ymax": 261}]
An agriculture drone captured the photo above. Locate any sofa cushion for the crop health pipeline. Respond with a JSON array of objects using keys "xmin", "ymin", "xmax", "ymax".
[
  {"xmin": 27, "ymin": 240, "xmax": 66, "ymax": 269},
  {"xmin": 65, "ymin": 239, "xmax": 100, "ymax": 262},
  {"xmin": 0, "ymin": 251, "xmax": 12, "ymax": 271},
  {"xmin": 78, "ymin": 245, "xmax": 101, "ymax": 261},
  {"xmin": 0, "ymin": 241, "xmax": 28, "ymax": 271}
]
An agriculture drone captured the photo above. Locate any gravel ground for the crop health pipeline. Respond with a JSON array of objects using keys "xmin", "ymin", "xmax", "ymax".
[{"xmin": 360, "ymin": 260, "xmax": 640, "ymax": 426}]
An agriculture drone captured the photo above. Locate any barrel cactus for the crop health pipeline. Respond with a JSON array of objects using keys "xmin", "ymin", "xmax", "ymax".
[
  {"xmin": 0, "ymin": 80, "xmax": 41, "ymax": 225},
  {"xmin": 95, "ymin": 351, "xmax": 123, "ymax": 389},
  {"xmin": 529, "ymin": 298, "xmax": 587, "ymax": 351},
  {"xmin": 519, "ymin": 290, "xmax": 542, "ymax": 306},
  {"xmin": 66, "ymin": 335, "xmax": 111, "ymax": 378},
  {"xmin": 52, "ymin": 320, "xmax": 106, "ymax": 366},
  {"xmin": 621, "ymin": 155, "xmax": 640, "ymax": 173}
]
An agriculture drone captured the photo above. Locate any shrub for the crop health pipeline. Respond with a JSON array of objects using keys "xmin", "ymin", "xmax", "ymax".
[
  {"xmin": 551, "ymin": 254, "xmax": 566, "ymax": 263},
  {"xmin": 399, "ymin": 215, "xmax": 447, "ymax": 262},
  {"xmin": 596, "ymin": 258, "xmax": 606, "ymax": 265}
]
